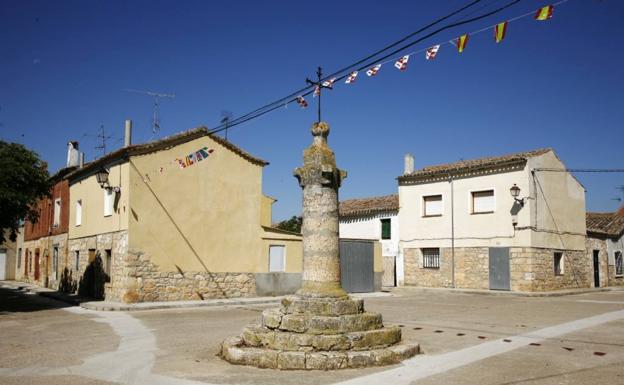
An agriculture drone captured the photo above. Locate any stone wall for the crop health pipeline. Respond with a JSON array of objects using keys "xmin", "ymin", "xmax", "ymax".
[
  {"xmin": 404, "ymin": 246, "xmax": 592, "ymax": 292},
  {"xmin": 20, "ymin": 235, "xmax": 70, "ymax": 288},
  {"xmin": 586, "ymin": 236, "xmax": 624, "ymax": 288},
  {"xmin": 108, "ymin": 248, "xmax": 257, "ymax": 303}
]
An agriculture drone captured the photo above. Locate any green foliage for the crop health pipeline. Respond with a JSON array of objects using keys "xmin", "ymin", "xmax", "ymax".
[
  {"xmin": 275, "ymin": 215, "xmax": 302, "ymax": 233},
  {"xmin": 0, "ymin": 141, "xmax": 51, "ymax": 243}
]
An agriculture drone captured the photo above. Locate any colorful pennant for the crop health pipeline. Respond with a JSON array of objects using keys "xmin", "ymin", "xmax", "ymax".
[
  {"xmin": 494, "ymin": 21, "xmax": 508, "ymax": 43},
  {"xmin": 296, "ymin": 96, "xmax": 308, "ymax": 108},
  {"xmin": 535, "ymin": 5, "xmax": 553, "ymax": 21},
  {"xmin": 394, "ymin": 55, "xmax": 409, "ymax": 71},
  {"xmin": 366, "ymin": 64, "xmax": 382, "ymax": 77},
  {"xmin": 175, "ymin": 147, "xmax": 214, "ymax": 170},
  {"xmin": 345, "ymin": 71, "xmax": 358, "ymax": 84},
  {"xmin": 426, "ymin": 45, "xmax": 440, "ymax": 60},
  {"xmin": 454, "ymin": 34, "xmax": 469, "ymax": 53},
  {"xmin": 322, "ymin": 77, "xmax": 336, "ymax": 88}
]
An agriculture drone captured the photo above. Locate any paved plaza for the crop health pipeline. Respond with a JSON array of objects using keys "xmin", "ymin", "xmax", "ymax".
[{"xmin": 1, "ymin": 282, "xmax": 623, "ymax": 385}]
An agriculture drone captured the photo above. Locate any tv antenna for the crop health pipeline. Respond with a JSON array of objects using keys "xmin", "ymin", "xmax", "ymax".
[
  {"xmin": 83, "ymin": 124, "xmax": 118, "ymax": 157},
  {"xmin": 123, "ymin": 89, "xmax": 175, "ymax": 137},
  {"xmin": 220, "ymin": 110, "xmax": 233, "ymax": 140}
]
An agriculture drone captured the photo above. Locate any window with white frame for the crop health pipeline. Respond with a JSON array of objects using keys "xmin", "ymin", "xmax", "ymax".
[
  {"xmin": 471, "ymin": 190, "xmax": 495, "ymax": 214},
  {"xmin": 104, "ymin": 189, "xmax": 114, "ymax": 217},
  {"xmin": 615, "ymin": 251, "xmax": 623, "ymax": 277},
  {"xmin": 554, "ymin": 252, "xmax": 564, "ymax": 276},
  {"xmin": 422, "ymin": 248, "xmax": 440, "ymax": 269},
  {"xmin": 76, "ymin": 199, "xmax": 82, "ymax": 226},
  {"xmin": 268, "ymin": 245, "xmax": 285, "ymax": 272},
  {"xmin": 53, "ymin": 198, "xmax": 61, "ymax": 227},
  {"xmin": 423, "ymin": 195, "xmax": 443, "ymax": 217}
]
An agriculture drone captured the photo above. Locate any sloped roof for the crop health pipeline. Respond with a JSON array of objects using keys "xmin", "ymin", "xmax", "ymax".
[
  {"xmin": 399, "ymin": 148, "xmax": 551, "ymax": 181},
  {"xmin": 67, "ymin": 127, "xmax": 268, "ymax": 180},
  {"xmin": 339, "ymin": 194, "xmax": 399, "ymax": 218},
  {"xmin": 586, "ymin": 211, "xmax": 624, "ymax": 238}
]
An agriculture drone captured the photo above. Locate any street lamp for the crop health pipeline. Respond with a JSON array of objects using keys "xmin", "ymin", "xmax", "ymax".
[
  {"xmin": 95, "ymin": 168, "xmax": 110, "ymax": 189},
  {"xmin": 510, "ymin": 184, "xmax": 524, "ymax": 207}
]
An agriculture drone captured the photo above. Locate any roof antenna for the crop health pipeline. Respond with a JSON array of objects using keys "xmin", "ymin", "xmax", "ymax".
[
  {"xmin": 123, "ymin": 89, "xmax": 175, "ymax": 139},
  {"xmin": 220, "ymin": 110, "xmax": 233, "ymax": 140},
  {"xmin": 83, "ymin": 124, "xmax": 118, "ymax": 158}
]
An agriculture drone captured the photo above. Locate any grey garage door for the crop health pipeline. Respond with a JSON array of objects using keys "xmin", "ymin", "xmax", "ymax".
[
  {"xmin": 339, "ymin": 239, "xmax": 374, "ymax": 293},
  {"xmin": 489, "ymin": 247, "xmax": 510, "ymax": 290}
]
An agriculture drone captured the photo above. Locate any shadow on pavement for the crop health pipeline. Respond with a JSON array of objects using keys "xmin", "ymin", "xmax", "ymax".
[{"xmin": 0, "ymin": 285, "xmax": 73, "ymax": 314}]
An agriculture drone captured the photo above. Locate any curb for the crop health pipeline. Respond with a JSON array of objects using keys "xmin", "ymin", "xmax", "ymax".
[
  {"xmin": 392, "ymin": 286, "xmax": 623, "ymax": 297},
  {"xmin": 80, "ymin": 296, "xmax": 285, "ymax": 311}
]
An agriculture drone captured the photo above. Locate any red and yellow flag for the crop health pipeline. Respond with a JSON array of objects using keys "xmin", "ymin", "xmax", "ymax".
[
  {"xmin": 534, "ymin": 5, "xmax": 554, "ymax": 20},
  {"xmin": 455, "ymin": 34, "xmax": 469, "ymax": 53},
  {"xmin": 494, "ymin": 21, "xmax": 508, "ymax": 43}
]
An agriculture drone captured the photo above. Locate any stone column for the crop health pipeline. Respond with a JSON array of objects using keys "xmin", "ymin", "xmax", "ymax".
[{"xmin": 294, "ymin": 122, "xmax": 347, "ymax": 298}]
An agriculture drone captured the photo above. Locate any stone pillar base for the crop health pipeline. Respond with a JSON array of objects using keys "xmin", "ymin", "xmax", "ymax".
[{"xmin": 220, "ymin": 295, "xmax": 419, "ymax": 370}]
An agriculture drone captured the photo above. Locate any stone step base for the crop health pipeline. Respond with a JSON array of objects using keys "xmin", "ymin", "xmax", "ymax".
[
  {"xmin": 221, "ymin": 336, "xmax": 420, "ymax": 370},
  {"xmin": 280, "ymin": 295, "xmax": 364, "ymax": 316},
  {"xmin": 262, "ymin": 309, "xmax": 383, "ymax": 334},
  {"xmin": 242, "ymin": 324, "xmax": 401, "ymax": 351}
]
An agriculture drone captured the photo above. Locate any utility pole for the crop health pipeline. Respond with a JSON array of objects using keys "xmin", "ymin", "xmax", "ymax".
[{"xmin": 306, "ymin": 66, "xmax": 331, "ymax": 123}]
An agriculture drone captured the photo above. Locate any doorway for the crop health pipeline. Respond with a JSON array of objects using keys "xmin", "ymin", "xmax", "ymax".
[
  {"xmin": 34, "ymin": 249, "xmax": 40, "ymax": 281},
  {"xmin": 593, "ymin": 250, "xmax": 600, "ymax": 288},
  {"xmin": 489, "ymin": 247, "xmax": 510, "ymax": 290}
]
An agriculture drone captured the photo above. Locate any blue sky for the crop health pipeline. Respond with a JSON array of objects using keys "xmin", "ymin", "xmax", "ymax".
[{"xmin": 1, "ymin": 0, "xmax": 623, "ymax": 221}]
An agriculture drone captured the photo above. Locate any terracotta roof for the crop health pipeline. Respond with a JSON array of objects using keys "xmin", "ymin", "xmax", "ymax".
[
  {"xmin": 586, "ymin": 211, "xmax": 624, "ymax": 238},
  {"xmin": 399, "ymin": 148, "xmax": 552, "ymax": 181},
  {"xmin": 67, "ymin": 127, "xmax": 268, "ymax": 180},
  {"xmin": 339, "ymin": 194, "xmax": 399, "ymax": 218}
]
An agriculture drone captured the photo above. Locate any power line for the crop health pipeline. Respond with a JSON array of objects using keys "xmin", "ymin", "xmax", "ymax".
[
  {"xmin": 533, "ymin": 168, "xmax": 624, "ymax": 173},
  {"xmin": 208, "ymin": 0, "xmax": 526, "ymax": 135}
]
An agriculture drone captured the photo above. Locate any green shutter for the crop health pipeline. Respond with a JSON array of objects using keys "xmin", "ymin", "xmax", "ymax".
[{"xmin": 381, "ymin": 219, "xmax": 391, "ymax": 240}]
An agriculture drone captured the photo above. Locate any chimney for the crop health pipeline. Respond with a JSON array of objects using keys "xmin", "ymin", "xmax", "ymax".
[
  {"xmin": 67, "ymin": 141, "xmax": 80, "ymax": 167},
  {"xmin": 79, "ymin": 152, "xmax": 84, "ymax": 168},
  {"xmin": 404, "ymin": 153, "xmax": 414, "ymax": 175},
  {"xmin": 124, "ymin": 119, "xmax": 132, "ymax": 147}
]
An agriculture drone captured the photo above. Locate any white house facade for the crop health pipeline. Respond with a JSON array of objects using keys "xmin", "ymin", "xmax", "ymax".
[{"xmin": 398, "ymin": 148, "xmax": 591, "ymax": 292}]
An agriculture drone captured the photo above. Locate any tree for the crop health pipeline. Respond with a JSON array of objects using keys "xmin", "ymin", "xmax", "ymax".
[
  {"xmin": 0, "ymin": 140, "xmax": 50, "ymax": 243},
  {"xmin": 275, "ymin": 215, "xmax": 302, "ymax": 233}
]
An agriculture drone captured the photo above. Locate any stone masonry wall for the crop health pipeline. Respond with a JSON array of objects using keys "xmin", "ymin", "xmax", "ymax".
[
  {"xmin": 404, "ymin": 246, "xmax": 592, "ymax": 292},
  {"xmin": 108, "ymin": 248, "xmax": 257, "ymax": 303},
  {"xmin": 586, "ymin": 236, "xmax": 624, "ymax": 288}
]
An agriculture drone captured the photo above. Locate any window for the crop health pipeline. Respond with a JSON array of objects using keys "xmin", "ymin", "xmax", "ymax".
[
  {"xmin": 105, "ymin": 249, "xmax": 112, "ymax": 276},
  {"xmin": 472, "ymin": 190, "xmax": 495, "ymax": 214},
  {"xmin": 52, "ymin": 246, "xmax": 59, "ymax": 280},
  {"xmin": 422, "ymin": 248, "xmax": 440, "ymax": 269},
  {"xmin": 615, "ymin": 251, "xmax": 623, "ymax": 277},
  {"xmin": 53, "ymin": 198, "xmax": 61, "ymax": 227},
  {"xmin": 381, "ymin": 219, "xmax": 391, "ymax": 240},
  {"xmin": 269, "ymin": 245, "xmax": 285, "ymax": 272},
  {"xmin": 554, "ymin": 252, "xmax": 564, "ymax": 276},
  {"xmin": 17, "ymin": 248, "xmax": 22, "ymax": 269},
  {"xmin": 104, "ymin": 189, "xmax": 114, "ymax": 217},
  {"xmin": 423, "ymin": 195, "xmax": 443, "ymax": 217},
  {"xmin": 76, "ymin": 199, "xmax": 82, "ymax": 226},
  {"xmin": 74, "ymin": 251, "xmax": 80, "ymax": 271}
]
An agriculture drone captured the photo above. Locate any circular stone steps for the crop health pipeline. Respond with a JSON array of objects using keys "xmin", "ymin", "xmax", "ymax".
[{"xmin": 220, "ymin": 295, "xmax": 420, "ymax": 370}]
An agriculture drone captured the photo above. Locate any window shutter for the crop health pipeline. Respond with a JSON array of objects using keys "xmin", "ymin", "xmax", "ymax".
[
  {"xmin": 381, "ymin": 219, "xmax": 391, "ymax": 239},
  {"xmin": 472, "ymin": 190, "xmax": 494, "ymax": 213},
  {"xmin": 424, "ymin": 195, "xmax": 443, "ymax": 216}
]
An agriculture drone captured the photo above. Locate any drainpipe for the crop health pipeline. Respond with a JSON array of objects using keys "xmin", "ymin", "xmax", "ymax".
[{"xmin": 450, "ymin": 175, "xmax": 455, "ymax": 288}]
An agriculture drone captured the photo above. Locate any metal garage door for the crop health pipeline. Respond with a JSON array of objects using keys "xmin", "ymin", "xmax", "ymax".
[
  {"xmin": 339, "ymin": 239, "xmax": 374, "ymax": 293},
  {"xmin": 0, "ymin": 249, "xmax": 6, "ymax": 280},
  {"xmin": 489, "ymin": 247, "xmax": 510, "ymax": 290}
]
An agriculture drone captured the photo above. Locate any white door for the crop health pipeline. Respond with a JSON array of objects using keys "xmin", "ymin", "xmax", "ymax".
[{"xmin": 0, "ymin": 250, "xmax": 6, "ymax": 280}]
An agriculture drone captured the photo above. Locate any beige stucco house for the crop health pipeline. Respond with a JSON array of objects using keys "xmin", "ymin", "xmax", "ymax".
[
  {"xmin": 398, "ymin": 148, "xmax": 591, "ymax": 292},
  {"xmin": 66, "ymin": 127, "xmax": 302, "ymax": 302}
]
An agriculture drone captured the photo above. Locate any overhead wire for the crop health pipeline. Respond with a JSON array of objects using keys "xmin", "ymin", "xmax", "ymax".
[{"xmin": 207, "ymin": 0, "xmax": 569, "ymax": 135}]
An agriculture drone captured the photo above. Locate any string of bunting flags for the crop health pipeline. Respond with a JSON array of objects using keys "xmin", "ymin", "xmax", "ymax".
[{"xmin": 294, "ymin": 2, "xmax": 562, "ymax": 107}]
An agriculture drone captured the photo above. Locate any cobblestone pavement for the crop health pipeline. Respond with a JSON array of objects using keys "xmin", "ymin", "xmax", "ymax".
[{"xmin": 1, "ymin": 282, "xmax": 623, "ymax": 385}]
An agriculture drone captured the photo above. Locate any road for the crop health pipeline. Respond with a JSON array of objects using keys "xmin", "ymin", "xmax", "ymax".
[{"xmin": 1, "ymin": 282, "xmax": 623, "ymax": 385}]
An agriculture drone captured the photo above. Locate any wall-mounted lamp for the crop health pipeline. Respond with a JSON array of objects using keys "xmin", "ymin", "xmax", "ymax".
[
  {"xmin": 510, "ymin": 184, "xmax": 525, "ymax": 207},
  {"xmin": 95, "ymin": 168, "xmax": 120, "ymax": 192}
]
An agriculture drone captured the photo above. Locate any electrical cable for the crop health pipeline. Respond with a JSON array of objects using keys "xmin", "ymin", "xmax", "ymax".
[{"xmin": 207, "ymin": 0, "xmax": 528, "ymax": 135}]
